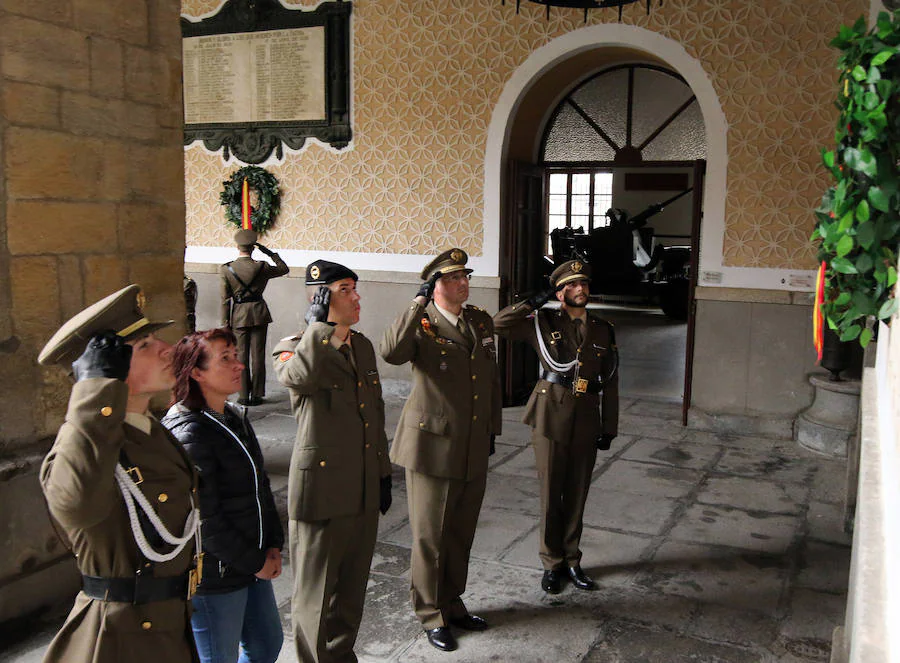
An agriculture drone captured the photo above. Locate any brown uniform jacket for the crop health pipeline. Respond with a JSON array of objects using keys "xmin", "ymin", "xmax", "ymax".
[
  {"xmin": 272, "ymin": 323, "xmax": 391, "ymax": 522},
  {"xmin": 380, "ymin": 301, "xmax": 502, "ymax": 481},
  {"xmin": 221, "ymin": 254, "xmax": 289, "ymax": 328},
  {"xmin": 494, "ymin": 303, "xmax": 619, "ymax": 442},
  {"xmin": 40, "ymin": 378, "xmax": 198, "ymax": 663}
]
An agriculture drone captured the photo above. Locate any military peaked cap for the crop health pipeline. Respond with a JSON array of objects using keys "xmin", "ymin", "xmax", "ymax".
[
  {"xmin": 550, "ymin": 259, "xmax": 592, "ymax": 288},
  {"xmin": 420, "ymin": 248, "xmax": 473, "ymax": 281},
  {"xmin": 234, "ymin": 229, "xmax": 258, "ymax": 247},
  {"xmin": 38, "ymin": 284, "xmax": 174, "ymax": 367},
  {"xmin": 305, "ymin": 260, "xmax": 358, "ymax": 286}
]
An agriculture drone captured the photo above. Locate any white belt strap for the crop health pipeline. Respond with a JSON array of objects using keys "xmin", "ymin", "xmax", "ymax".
[{"xmin": 115, "ymin": 464, "xmax": 200, "ymax": 563}]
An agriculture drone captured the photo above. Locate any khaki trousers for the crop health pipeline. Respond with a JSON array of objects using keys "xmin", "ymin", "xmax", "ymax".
[
  {"xmin": 234, "ymin": 325, "xmax": 268, "ymax": 401},
  {"xmin": 532, "ymin": 432, "xmax": 598, "ymax": 570},
  {"xmin": 405, "ymin": 469, "xmax": 486, "ymax": 629},
  {"xmin": 289, "ymin": 510, "xmax": 378, "ymax": 663}
]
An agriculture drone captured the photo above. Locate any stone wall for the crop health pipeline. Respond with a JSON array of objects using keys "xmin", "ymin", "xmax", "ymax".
[{"xmin": 0, "ymin": 0, "xmax": 186, "ymax": 623}]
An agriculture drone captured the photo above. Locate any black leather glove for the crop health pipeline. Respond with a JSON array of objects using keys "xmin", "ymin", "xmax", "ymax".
[
  {"xmin": 72, "ymin": 331, "xmax": 132, "ymax": 382},
  {"xmin": 379, "ymin": 475, "xmax": 392, "ymax": 515},
  {"xmin": 597, "ymin": 434, "xmax": 616, "ymax": 450},
  {"xmin": 416, "ymin": 273, "xmax": 439, "ymax": 302},
  {"xmin": 526, "ymin": 286, "xmax": 558, "ymax": 310},
  {"xmin": 304, "ymin": 285, "xmax": 331, "ymax": 325},
  {"xmin": 490, "ymin": 434, "xmax": 496, "ymax": 456},
  {"xmin": 255, "ymin": 242, "xmax": 274, "ymax": 257}
]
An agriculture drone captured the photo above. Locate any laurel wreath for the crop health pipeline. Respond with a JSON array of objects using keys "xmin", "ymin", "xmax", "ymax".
[{"xmin": 219, "ymin": 166, "xmax": 280, "ymax": 236}]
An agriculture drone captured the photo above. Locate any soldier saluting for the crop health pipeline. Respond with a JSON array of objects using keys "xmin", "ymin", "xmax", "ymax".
[
  {"xmin": 380, "ymin": 248, "xmax": 502, "ymax": 653},
  {"xmin": 494, "ymin": 260, "xmax": 619, "ymax": 594},
  {"xmin": 38, "ymin": 285, "xmax": 200, "ymax": 663},
  {"xmin": 221, "ymin": 229, "xmax": 289, "ymax": 405}
]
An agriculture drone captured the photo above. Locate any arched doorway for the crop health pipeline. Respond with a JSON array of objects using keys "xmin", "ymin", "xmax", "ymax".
[{"xmin": 486, "ymin": 27, "xmax": 726, "ymax": 421}]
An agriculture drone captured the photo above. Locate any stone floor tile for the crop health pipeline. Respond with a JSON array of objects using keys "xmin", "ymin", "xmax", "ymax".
[
  {"xmin": 481, "ymin": 472, "xmax": 542, "ymax": 516},
  {"xmin": 637, "ymin": 541, "xmax": 789, "ymax": 616},
  {"xmin": 356, "ymin": 573, "xmax": 422, "ymax": 660},
  {"xmin": 619, "ymin": 438, "xmax": 722, "ymax": 470},
  {"xmin": 376, "ymin": 487, "xmax": 410, "ymax": 538},
  {"xmin": 806, "ymin": 500, "xmax": 852, "ymax": 546},
  {"xmin": 618, "ymin": 414, "xmax": 687, "ymax": 441},
  {"xmin": 669, "ymin": 503, "xmax": 800, "ymax": 554},
  {"xmin": 488, "ymin": 442, "xmax": 522, "ymax": 470},
  {"xmin": 501, "ymin": 526, "xmax": 654, "ymax": 589},
  {"xmin": 795, "ymin": 541, "xmax": 851, "ymax": 594},
  {"xmin": 594, "ymin": 460, "xmax": 702, "ymax": 498},
  {"xmin": 395, "ymin": 601, "xmax": 604, "ymax": 663},
  {"xmin": 696, "ymin": 476, "xmax": 806, "ymax": 515},
  {"xmin": 684, "ymin": 430, "xmax": 779, "ymax": 451},
  {"xmin": 687, "ymin": 603, "xmax": 779, "ymax": 648},
  {"xmin": 490, "ymin": 445, "xmax": 538, "ymax": 477},
  {"xmin": 582, "ymin": 488, "xmax": 682, "ymax": 536},
  {"xmin": 780, "ymin": 588, "xmax": 847, "ymax": 643},
  {"xmin": 625, "ymin": 399, "xmax": 685, "ymax": 421},
  {"xmin": 471, "ymin": 507, "xmax": 539, "ymax": 562},
  {"xmin": 711, "ymin": 448, "xmax": 816, "ymax": 485},
  {"xmin": 584, "ymin": 623, "xmax": 762, "ymax": 662},
  {"xmin": 370, "ymin": 541, "xmax": 411, "ymax": 577},
  {"xmin": 807, "ymin": 461, "xmax": 851, "ymax": 506},
  {"xmin": 592, "ymin": 586, "xmax": 698, "ymax": 632}
]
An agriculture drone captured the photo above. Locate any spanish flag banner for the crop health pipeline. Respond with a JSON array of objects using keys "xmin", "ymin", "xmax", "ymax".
[
  {"xmin": 241, "ymin": 178, "xmax": 251, "ymax": 230},
  {"xmin": 813, "ymin": 261, "xmax": 826, "ymax": 362}
]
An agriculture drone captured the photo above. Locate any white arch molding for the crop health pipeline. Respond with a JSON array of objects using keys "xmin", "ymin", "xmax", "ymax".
[{"xmin": 482, "ymin": 24, "xmax": 816, "ymax": 291}]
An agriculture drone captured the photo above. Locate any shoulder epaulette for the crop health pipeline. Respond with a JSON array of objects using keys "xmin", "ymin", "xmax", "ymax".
[{"xmin": 466, "ymin": 304, "xmax": 485, "ymax": 312}]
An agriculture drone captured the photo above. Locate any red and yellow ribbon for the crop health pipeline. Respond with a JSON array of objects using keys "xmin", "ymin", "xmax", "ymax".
[
  {"xmin": 241, "ymin": 178, "xmax": 251, "ymax": 230},
  {"xmin": 813, "ymin": 261, "xmax": 826, "ymax": 362}
]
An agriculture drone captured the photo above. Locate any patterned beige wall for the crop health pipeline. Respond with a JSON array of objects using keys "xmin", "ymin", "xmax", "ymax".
[{"xmin": 182, "ymin": 0, "xmax": 865, "ymax": 269}]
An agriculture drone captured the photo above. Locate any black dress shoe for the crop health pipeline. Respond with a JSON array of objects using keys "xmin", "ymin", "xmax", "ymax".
[
  {"xmin": 449, "ymin": 614, "xmax": 488, "ymax": 631},
  {"xmin": 541, "ymin": 569, "xmax": 563, "ymax": 594},
  {"xmin": 426, "ymin": 627, "xmax": 458, "ymax": 651},
  {"xmin": 567, "ymin": 565, "xmax": 597, "ymax": 591}
]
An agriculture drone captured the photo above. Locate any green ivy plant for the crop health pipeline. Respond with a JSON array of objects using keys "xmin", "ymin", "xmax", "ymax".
[{"xmin": 814, "ymin": 11, "xmax": 900, "ymax": 347}]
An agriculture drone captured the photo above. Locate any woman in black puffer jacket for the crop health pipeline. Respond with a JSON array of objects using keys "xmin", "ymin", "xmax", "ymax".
[{"xmin": 162, "ymin": 328, "xmax": 284, "ymax": 663}]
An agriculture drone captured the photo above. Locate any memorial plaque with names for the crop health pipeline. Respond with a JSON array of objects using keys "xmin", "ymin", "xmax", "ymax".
[
  {"xmin": 183, "ymin": 27, "xmax": 325, "ymax": 125},
  {"xmin": 182, "ymin": 0, "xmax": 351, "ymax": 164}
]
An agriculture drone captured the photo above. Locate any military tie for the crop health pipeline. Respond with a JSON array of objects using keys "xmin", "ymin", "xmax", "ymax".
[
  {"xmin": 457, "ymin": 319, "xmax": 474, "ymax": 348},
  {"xmin": 338, "ymin": 343, "xmax": 353, "ymax": 364},
  {"xmin": 573, "ymin": 318, "xmax": 585, "ymax": 347}
]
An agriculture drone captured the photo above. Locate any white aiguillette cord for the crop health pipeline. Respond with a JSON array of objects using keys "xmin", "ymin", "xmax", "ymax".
[
  {"xmin": 115, "ymin": 464, "xmax": 201, "ymax": 563},
  {"xmin": 533, "ymin": 310, "xmax": 578, "ymax": 374}
]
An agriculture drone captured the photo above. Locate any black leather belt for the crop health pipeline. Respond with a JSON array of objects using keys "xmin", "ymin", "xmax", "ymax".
[
  {"xmin": 233, "ymin": 294, "xmax": 262, "ymax": 303},
  {"xmin": 82, "ymin": 573, "xmax": 190, "ymax": 604},
  {"xmin": 540, "ymin": 370, "xmax": 603, "ymax": 395}
]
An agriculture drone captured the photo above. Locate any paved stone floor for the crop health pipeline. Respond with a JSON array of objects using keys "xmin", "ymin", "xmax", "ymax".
[{"xmin": 2, "ymin": 382, "xmax": 851, "ymax": 663}]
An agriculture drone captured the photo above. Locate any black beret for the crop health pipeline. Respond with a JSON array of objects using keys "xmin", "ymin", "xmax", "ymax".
[{"xmin": 305, "ymin": 260, "xmax": 359, "ymax": 286}]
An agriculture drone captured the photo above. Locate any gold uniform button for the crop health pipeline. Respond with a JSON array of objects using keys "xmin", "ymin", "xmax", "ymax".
[
  {"xmin": 359, "ymin": 403, "xmax": 365, "ymax": 409},
  {"xmin": 141, "ymin": 621, "xmax": 152, "ymax": 630},
  {"xmin": 472, "ymin": 415, "xmax": 478, "ymax": 421},
  {"xmin": 365, "ymin": 443, "xmax": 371, "ymax": 449},
  {"xmin": 319, "ymin": 461, "xmax": 326, "ymax": 467},
  {"xmin": 100, "ymin": 406, "xmax": 113, "ymax": 417},
  {"xmin": 419, "ymin": 422, "xmax": 425, "ymax": 428},
  {"xmin": 473, "ymin": 394, "xmax": 479, "ymax": 400},
  {"xmin": 358, "ymin": 381, "xmax": 363, "ymax": 387},
  {"xmin": 541, "ymin": 389, "xmax": 547, "ymax": 394},
  {"xmin": 441, "ymin": 350, "xmax": 447, "ymax": 356},
  {"xmin": 322, "ymin": 339, "xmax": 328, "ymax": 344},
  {"xmin": 578, "ymin": 361, "xmax": 583, "ymax": 367},
  {"xmin": 365, "ymin": 422, "xmax": 370, "ymax": 428},
  {"xmin": 374, "ymin": 379, "xmax": 379, "ymax": 385},
  {"xmin": 157, "ymin": 493, "xmax": 168, "ymax": 503},
  {"xmin": 471, "ymin": 375, "xmax": 476, "ymax": 380},
  {"xmin": 333, "ymin": 384, "xmax": 339, "ymax": 389}
]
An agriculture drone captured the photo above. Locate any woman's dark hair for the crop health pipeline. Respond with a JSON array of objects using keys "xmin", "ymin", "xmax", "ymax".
[{"xmin": 171, "ymin": 328, "xmax": 237, "ymax": 411}]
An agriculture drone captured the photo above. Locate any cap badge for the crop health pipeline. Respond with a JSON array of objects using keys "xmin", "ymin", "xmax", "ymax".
[
  {"xmin": 450, "ymin": 249, "xmax": 463, "ymax": 263},
  {"xmin": 572, "ymin": 261, "xmax": 583, "ymax": 273},
  {"xmin": 310, "ymin": 265, "xmax": 321, "ymax": 280},
  {"xmin": 135, "ymin": 291, "xmax": 146, "ymax": 312}
]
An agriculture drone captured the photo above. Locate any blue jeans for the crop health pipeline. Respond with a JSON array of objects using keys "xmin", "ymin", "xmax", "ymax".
[{"xmin": 191, "ymin": 579, "xmax": 283, "ymax": 663}]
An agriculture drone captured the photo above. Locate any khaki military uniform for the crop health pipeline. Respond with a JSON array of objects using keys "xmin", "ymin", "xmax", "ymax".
[
  {"xmin": 380, "ymin": 301, "xmax": 502, "ymax": 629},
  {"xmin": 40, "ymin": 378, "xmax": 198, "ymax": 663},
  {"xmin": 493, "ymin": 303, "xmax": 618, "ymax": 570},
  {"xmin": 273, "ymin": 322, "xmax": 390, "ymax": 663},
  {"xmin": 221, "ymin": 253, "xmax": 289, "ymax": 401}
]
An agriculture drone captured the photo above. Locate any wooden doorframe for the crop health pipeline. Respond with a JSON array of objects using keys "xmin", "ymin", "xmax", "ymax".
[{"xmin": 682, "ymin": 159, "xmax": 706, "ymax": 425}]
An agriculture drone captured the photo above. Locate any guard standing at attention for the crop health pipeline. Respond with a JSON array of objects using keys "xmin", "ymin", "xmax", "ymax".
[
  {"xmin": 272, "ymin": 260, "xmax": 392, "ymax": 663},
  {"xmin": 380, "ymin": 248, "xmax": 502, "ymax": 653},
  {"xmin": 221, "ymin": 229, "xmax": 289, "ymax": 405},
  {"xmin": 37, "ymin": 284, "xmax": 200, "ymax": 663},
  {"xmin": 493, "ymin": 259, "xmax": 619, "ymax": 594}
]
